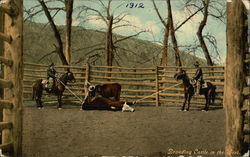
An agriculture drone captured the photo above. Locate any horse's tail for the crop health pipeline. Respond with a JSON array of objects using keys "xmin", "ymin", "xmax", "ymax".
[{"xmin": 32, "ymin": 79, "xmax": 41, "ymax": 100}]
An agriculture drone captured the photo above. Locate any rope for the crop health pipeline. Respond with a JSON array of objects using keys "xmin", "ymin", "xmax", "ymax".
[
  {"xmin": 56, "ymin": 79, "xmax": 84, "ymax": 104},
  {"xmin": 56, "ymin": 77, "xmax": 182, "ymax": 105},
  {"xmin": 134, "ymin": 82, "xmax": 182, "ymax": 104}
]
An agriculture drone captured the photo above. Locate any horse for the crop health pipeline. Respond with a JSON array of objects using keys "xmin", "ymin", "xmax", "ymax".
[
  {"xmin": 174, "ymin": 70, "xmax": 216, "ymax": 111},
  {"xmin": 81, "ymin": 86, "xmax": 134, "ymax": 112},
  {"xmin": 32, "ymin": 70, "xmax": 76, "ymax": 109},
  {"xmin": 88, "ymin": 83, "xmax": 121, "ymax": 101}
]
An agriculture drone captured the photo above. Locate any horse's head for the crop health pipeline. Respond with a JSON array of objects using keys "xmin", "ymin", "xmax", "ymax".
[
  {"xmin": 66, "ymin": 70, "xmax": 76, "ymax": 83},
  {"xmin": 174, "ymin": 70, "xmax": 186, "ymax": 80}
]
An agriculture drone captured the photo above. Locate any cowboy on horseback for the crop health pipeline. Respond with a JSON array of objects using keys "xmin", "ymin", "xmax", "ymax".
[
  {"xmin": 47, "ymin": 63, "xmax": 57, "ymax": 93},
  {"xmin": 192, "ymin": 61, "xmax": 204, "ymax": 95}
]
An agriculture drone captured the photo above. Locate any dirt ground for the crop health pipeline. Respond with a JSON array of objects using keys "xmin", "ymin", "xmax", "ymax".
[{"xmin": 22, "ymin": 104, "xmax": 226, "ymax": 157}]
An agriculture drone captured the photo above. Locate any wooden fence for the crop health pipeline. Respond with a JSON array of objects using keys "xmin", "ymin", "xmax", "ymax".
[
  {"xmin": 0, "ymin": 0, "xmax": 23, "ymax": 156},
  {"xmin": 23, "ymin": 62, "xmax": 224, "ymax": 109}
]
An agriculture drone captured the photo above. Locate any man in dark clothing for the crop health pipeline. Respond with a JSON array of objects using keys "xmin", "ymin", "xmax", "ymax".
[
  {"xmin": 192, "ymin": 61, "xmax": 204, "ymax": 95},
  {"xmin": 47, "ymin": 63, "xmax": 57, "ymax": 92}
]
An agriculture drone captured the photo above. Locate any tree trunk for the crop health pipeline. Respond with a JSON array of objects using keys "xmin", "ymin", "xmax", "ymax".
[
  {"xmin": 197, "ymin": 0, "xmax": 213, "ymax": 66},
  {"xmin": 224, "ymin": 0, "xmax": 247, "ymax": 156},
  {"xmin": 39, "ymin": 0, "xmax": 68, "ymax": 65},
  {"xmin": 167, "ymin": 0, "xmax": 182, "ymax": 67},
  {"xmin": 64, "ymin": 0, "xmax": 73, "ymax": 64},
  {"xmin": 106, "ymin": 15, "xmax": 114, "ymax": 67},
  {"xmin": 161, "ymin": 22, "xmax": 170, "ymax": 67}
]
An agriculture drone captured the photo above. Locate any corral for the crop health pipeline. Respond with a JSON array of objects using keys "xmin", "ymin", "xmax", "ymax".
[
  {"xmin": 23, "ymin": 62, "xmax": 224, "ymax": 109},
  {"xmin": 20, "ymin": 62, "xmax": 227, "ymax": 157}
]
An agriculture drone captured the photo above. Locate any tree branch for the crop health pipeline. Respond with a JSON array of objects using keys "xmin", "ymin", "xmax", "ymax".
[
  {"xmin": 113, "ymin": 30, "xmax": 146, "ymax": 44},
  {"xmin": 175, "ymin": 7, "xmax": 204, "ymax": 31},
  {"xmin": 152, "ymin": 0, "xmax": 167, "ymax": 27}
]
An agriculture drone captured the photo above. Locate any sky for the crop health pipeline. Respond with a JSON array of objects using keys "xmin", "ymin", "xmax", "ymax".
[{"xmin": 24, "ymin": 0, "xmax": 229, "ymax": 64}]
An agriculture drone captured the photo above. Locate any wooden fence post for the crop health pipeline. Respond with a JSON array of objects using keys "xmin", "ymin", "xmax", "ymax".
[
  {"xmin": 155, "ymin": 66, "xmax": 159, "ymax": 107},
  {"xmin": 2, "ymin": 0, "xmax": 23, "ymax": 156},
  {"xmin": 224, "ymin": 0, "xmax": 247, "ymax": 156},
  {"xmin": 84, "ymin": 63, "xmax": 90, "ymax": 99}
]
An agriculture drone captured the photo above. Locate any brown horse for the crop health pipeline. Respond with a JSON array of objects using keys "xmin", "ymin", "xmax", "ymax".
[
  {"xmin": 32, "ymin": 70, "xmax": 76, "ymax": 109},
  {"xmin": 90, "ymin": 83, "xmax": 121, "ymax": 101},
  {"xmin": 174, "ymin": 70, "xmax": 216, "ymax": 111},
  {"xmin": 81, "ymin": 86, "xmax": 134, "ymax": 112}
]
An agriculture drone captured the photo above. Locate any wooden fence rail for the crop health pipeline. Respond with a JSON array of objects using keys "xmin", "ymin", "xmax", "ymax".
[{"xmin": 23, "ymin": 62, "xmax": 225, "ymax": 108}]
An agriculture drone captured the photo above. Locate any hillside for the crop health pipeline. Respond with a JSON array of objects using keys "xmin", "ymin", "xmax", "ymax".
[{"xmin": 24, "ymin": 21, "xmax": 205, "ymax": 67}]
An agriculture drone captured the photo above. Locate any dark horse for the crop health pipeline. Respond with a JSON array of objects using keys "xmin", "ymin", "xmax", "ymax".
[
  {"xmin": 32, "ymin": 70, "xmax": 76, "ymax": 109},
  {"xmin": 174, "ymin": 70, "xmax": 216, "ymax": 111},
  {"xmin": 88, "ymin": 83, "xmax": 121, "ymax": 101},
  {"xmin": 81, "ymin": 85, "xmax": 134, "ymax": 112}
]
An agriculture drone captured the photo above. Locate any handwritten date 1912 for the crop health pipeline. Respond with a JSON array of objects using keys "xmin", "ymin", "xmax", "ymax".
[{"xmin": 126, "ymin": 2, "xmax": 144, "ymax": 8}]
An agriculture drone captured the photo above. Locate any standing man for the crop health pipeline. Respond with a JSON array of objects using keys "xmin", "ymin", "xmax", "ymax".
[
  {"xmin": 193, "ymin": 61, "xmax": 204, "ymax": 95},
  {"xmin": 47, "ymin": 63, "xmax": 57, "ymax": 93}
]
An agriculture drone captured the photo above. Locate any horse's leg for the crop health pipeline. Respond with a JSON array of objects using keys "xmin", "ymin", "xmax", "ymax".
[
  {"xmin": 57, "ymin": 94, "xmax": 62, "ymax": 109},
  {"xmin": 203, "ymin": 94, "xmax": 209, "ymax": 111},
  {"xmin": 36, "ymin": 90, "xmax": 43, "ymax": 108},
  {"xmin": 186, "ymin": 95, "xmax": 192, "ymax": 111},
  {"xmin": 207, "ymin": 90, "xmax": 213, "ymax": 111},
  {"xmin": 181, "ymin": 92, "xmax": 187, "ymax": 111},
  {"xmin": 211, "ymin": 87, "xmax": 216, "ymax": 105}
]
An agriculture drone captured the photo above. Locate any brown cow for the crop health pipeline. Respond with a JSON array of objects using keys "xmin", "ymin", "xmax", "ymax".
[{"xmin": 94, "ymin": 83, "xmax": 121, "ymax": 101}]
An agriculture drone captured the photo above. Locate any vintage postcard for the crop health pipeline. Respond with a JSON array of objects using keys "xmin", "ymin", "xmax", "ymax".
[{"xmin": 0, "ymin": 0, "xmax": 249, "ymax": 157}]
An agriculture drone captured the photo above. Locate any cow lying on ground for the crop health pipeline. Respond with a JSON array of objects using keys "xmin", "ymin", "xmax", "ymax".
[
  {"xmin": 81, "ymin": 97, "xmax": 134, "ymax": 112},
  {"xmin": 82, "ymin": 83, "xmax": 134, "ymax": 112}
]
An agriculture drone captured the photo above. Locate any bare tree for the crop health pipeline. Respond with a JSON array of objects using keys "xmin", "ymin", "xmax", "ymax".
[
  {"xmin": 25, "ymin": 0, "xmax": 74, "ymax": 65},
  {"xmin": 152, "ymin": 0, "xmax": 170, "ymax": 67},
  {"xmin": 65, "ymin": 0, "xmax": 73, "ymax": 64},
  {"xmin": 197, "ymin": 0, "xmax": 213, "ymax": 65},
  {"xmin": 166, "ymin": 0, "xmax": 182, "ymax": 67},
  {"xmin": 184, "ymin": 0, "xmax": 226, "ymax": 65},
  {"xmin": 38, "ymin": 0, "xmax": 68, "ymax": 65},
  {"xmin": 75, "ymin": 0, "xmax": 146, "ymax": 67},
  {"xmin": 152, "ymin": 0, "xmax": 203, "ymax": 67}
]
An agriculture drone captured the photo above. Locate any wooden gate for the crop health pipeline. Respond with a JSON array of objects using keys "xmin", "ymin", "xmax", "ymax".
[{"xmin": 0, "ymin": 0, "xmax": 23, "ymax": 156}]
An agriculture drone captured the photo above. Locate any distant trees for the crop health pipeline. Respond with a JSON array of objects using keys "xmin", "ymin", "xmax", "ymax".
[{"xmin": 24, "ymin": 0, "xmax": 226, "ymax": 66}]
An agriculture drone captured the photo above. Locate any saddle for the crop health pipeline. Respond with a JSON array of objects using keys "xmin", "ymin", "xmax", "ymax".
[
  {"xmin": 41, "ymin": 80, "xmax": 48, "ymax": 88},
  {"xmin": 190, "ymin": 79, "xmax": 208, "ymax": 89},
  {"xmin": 42, "ymin": 78, "xmax": 57, "ymax": 93}
]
